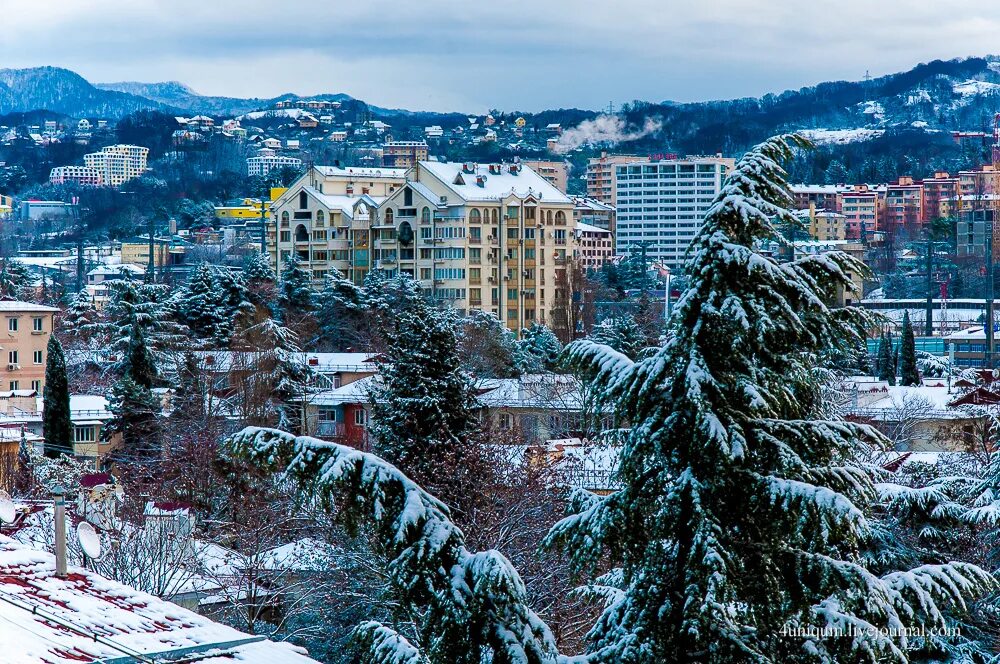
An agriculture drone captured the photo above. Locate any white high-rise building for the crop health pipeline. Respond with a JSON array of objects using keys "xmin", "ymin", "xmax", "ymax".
[
  {"xmin": 614, "ymin": 156, "xmax": 734, "ymax": 270},
  {"xmin": 82, "ymin": 144, "xmax": 149, "ymax": 187}
]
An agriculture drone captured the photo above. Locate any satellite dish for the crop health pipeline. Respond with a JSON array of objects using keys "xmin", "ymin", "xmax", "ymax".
[
  {"xmin": 77, "ymin": 522, "xmax": 102, "ymax": 560},
  {"xmin": 0, "ymin": 490, "xmax": 15, "ymax": 524}
]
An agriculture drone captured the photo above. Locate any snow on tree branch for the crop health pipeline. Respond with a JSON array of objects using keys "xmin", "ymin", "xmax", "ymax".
[{"xmin": 225, "ymin": 426, "xmax": 560, "ymax": 664}]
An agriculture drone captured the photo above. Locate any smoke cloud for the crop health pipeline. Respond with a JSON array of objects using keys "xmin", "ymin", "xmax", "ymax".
[{"xmin": 552, "ymin": 115, "xmax": 662, "ymax": 154}]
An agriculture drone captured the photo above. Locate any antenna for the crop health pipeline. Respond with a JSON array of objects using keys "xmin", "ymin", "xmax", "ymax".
[
  {"xmin": 76, "ymin": 522, "xmax": 102, "ymax": 560},
  {"xmin": 0, "ymin": 490, "xmax": 15, "ymax": 524}
]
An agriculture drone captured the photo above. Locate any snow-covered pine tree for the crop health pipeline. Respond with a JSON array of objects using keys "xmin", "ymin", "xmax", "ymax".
[
  {"xmin": 215, "ymin": 267, "xmax": 254, "ymax": 327},
  {"xmin": 104, "ymin": 375, "xmax": 161, "ymax": 461},
  {"xmin": 42, "ymin": 336, "xmax": 72, "ymax": 458},
  {"xmin": 279, "ymin": 254, "xmax": 314, "ymax": 312},
  {"xmin": 899, "ymin": 311, "xmax": 920, "ymax": 387},
  {"xmin": 554, "ymin": 135, "xmax": 994, "ymax": 662},
  {"xmin": 368, "ymin": 292, "xmax": 478, "ymax": 491},
  {"xmin": 589, "ymin": 315, "xmax": 647, "ymax": 360},
  {"xmin": 0, "ymin": 258, "xmax": 32, "ymax": 300},
  {"xmin": 313, "ymin": 269, "xmax": 369, "ymax": 351},
  {"xmin": 460, "ymin": 310, "xmax": 521, "ymax": 379},
  {"xmin": 60, "ymin": 288, "xmax": 99, "ymax": 345},
  {"xmin": 225, "ymin": 427, "xmax": 559, "ymax": 664},
  {"xmin": 179, "ymin": 263, "xmax": 227, "ymax": 341},
  {"xmin": 244, "ymin": 251, "xmax": 275, "ymax": 283},
  {"xmin": 516, "ymin": 322, "xmax": 563, "ymax": 373}
]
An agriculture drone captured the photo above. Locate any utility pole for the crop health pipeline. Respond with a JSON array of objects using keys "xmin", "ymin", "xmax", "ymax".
[
  {"xmin": 922, "ymin": 237, "xmax": 934, "ymax": 337},
  {"xmin": 73, "ymin": 197, "xmax": 84, "ymax": 294},
  {"xmin": 146, "ymin": 214, "xmax": 156, "ymax": 284},
  {"xmin": 986, "ymin": 212, "xmax": 995, "ymax": 368}
]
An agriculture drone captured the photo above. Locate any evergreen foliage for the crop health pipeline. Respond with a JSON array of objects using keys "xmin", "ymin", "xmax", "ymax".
[
  {"xmin": 42, "ymin": 336, "xmax": 72, "ymax": 458},
  {"xmin": 60, "ymin": 288, "xmax": 98, "ymax": 343},
  {"xmin": 589, "ymin": 315, "xmax": 647, "ymax": 360},
  {"xmin": 877, "ymin": 332, "xmax": 891, "ymax": 381},
  {"xmin": 900, "ymin": 311, "xmax": 920, "ymax": 386},
  {"xmin": 516, "ymin": 322, "xmax": 563, "ymax": 373},
  {"xmin": 279, "ymin": 254, "xmax": 315, "ymax": 311},
  {"xmin": 459, "ymin": 310, "xmax": 521, "ymax": 379},
  {"xmin": 554, "ymin": 135, "xmax": 993, "ymax": 662},
  {"xmin": 368, "ymin": 291, "xmax": 477, "ymax": 488}
]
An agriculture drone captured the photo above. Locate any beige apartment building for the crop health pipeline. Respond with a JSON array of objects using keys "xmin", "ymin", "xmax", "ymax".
[
  {"xmin": 586, "ymin": 152, "xmax": 644, "ymax": 206},
  {"xmin": 573, "ymin": 222, "xmax": 614, "ymax": 270},
  {"xmin": 0, "ymin": 301, "xmax": 58, "ymax": 392},
  {"xmin": 268, "ymin": 166, "xmax": 408, "ymax": 283},
  {"xmin": 269, "ymin": 162, "xmax": 577, "ymax": 335},
  {"xmin": 383, "ymin": 141, "xmax": 429, "ymax": 168},
  {"xmin": 522, "ymin": 160, "xmax": 569, "ymax": 192},
  {"xmin": 83, "ymin": 144, "xmax": 149, "ymax": 187}
]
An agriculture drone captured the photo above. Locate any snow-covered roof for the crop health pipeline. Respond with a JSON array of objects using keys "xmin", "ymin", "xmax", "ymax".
[
  {"xmin": 310, "ymin": 377, "xmax": 376, "ymax": 406},
  {"xmin": 419, "ymin": 161, "xmax": 572, "ymax": 204},
  {"xmin": 0, "ymin": 301, "xmax": 59, "ymax": 313},
  {"xmin": 313, "ymin": 165, "xmax": 407, "ymax": 179},
  {"xmin": 575, "ymin": 222, "xmax": 611, "ymax": 235},
  {"xmin": 475, "ymin": 375, "xmax": 584, "ymax": 410},
  {"xmin": 0, "ymin": 535, "xmax": 320, "ymax": 663},
  {"xmin": 259, "ymin": 538, "xmax": 336, "ymax": 572},
  {"xmin": 303, "ymin": 189, "xmax": 384, "ymax": 218}
]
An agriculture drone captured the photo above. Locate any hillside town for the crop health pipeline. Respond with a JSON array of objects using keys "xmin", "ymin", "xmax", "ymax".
[{"xmin": 8, "ymin": 3, "xmax": 1000, "ymax": 664}]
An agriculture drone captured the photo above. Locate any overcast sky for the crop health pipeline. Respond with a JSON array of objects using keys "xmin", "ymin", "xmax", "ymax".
[{"xmin": 1, "ymin": 0, "xmax": 998, "ymax": 112}]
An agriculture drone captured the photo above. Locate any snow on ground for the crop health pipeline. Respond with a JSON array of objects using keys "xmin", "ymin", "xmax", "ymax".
[
  {"xmin": 911, "ymin": 120, "xmax": 928, "ymax": 128},
  {"xmin": 953, "ymin": 79, "xmax": 1000, "ymax": 97},
  {"xmin": 861, "ymin": 100, "xmax": 885, "ymax": 120},
  {"xmin": 906, "ymin": 90, "xmax": 932, "ymax": 105},
  {"xmin": 237, "ymin": 108, "xmax": 309, "ymax": 121},
  {"xmin": 798, "ymin": 128, "xmax": 885, "ymax": 145}
]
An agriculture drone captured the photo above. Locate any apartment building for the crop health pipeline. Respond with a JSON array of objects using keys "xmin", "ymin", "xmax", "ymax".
[
  {"xmin": 884, "ymin": 177, "xmax": 924, "ymax": 231},
  {"xmin": 791, "ymin": 184, "xmax": 842, "ymax": 213},
  {"xmin": 840, "ymin": 185, "xmax": 879, "ymax": 240},
  {"xmin": 586, "ymin": 152, "xmax": 644, "ymax": 205},
  {"xmin": 270, "ymin": 162, "xmax": 576, "ymax": 334},
  {"xmin": 0, "ymin": 301, "xmax": 58, "ymax": 392},
  {"xmin": 572, "ymin": 196, "xmax": 615, "ymax": 233},
  {"xmin": 807, "ymin": 209, "xmax": 847, "ymax": 241},
  {"xmin": 120, "ymin": 236, "xmax": 187, "ymax": 268},
  {"xmin": 614, "ymin": 156, "xmax": 735, "ymax": 270},
  {"xmin": 522, "ymin": 160, "xmax": 569, "ymax": 193},
  {"xmin": 375, "ymin": 161, "xmax": 577, "ymax": 334},
  {"xmin": 382, "ymin": 141, "xmax": 429, "ymax": 168},
  {"xmin": 0, "ymin": 195, "xmax": 10, "ymax": 218},
  {"xmin": 574, "ymin": 222, "xmax": 614, "ymax": 270},
  {"xmin": 49, "ymin": 165, "xmax": 103, "ymax": 186},
  {"xmin": 247, "ymin": 155, "xmax": 303, "ymax": 177},
  {"xmin": 268, "ymin": 166, "xmax": 408, "ymax": 283},
  {"xmin": 82, "ymin": 144, "xmax": 149, "ymax": 187},
  {"xmin": 920, "ymin": 171, "xmax": 960, "ymax": 223}
]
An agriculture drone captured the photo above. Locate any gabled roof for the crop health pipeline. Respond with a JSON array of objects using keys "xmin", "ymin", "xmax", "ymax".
[
  {"xmin": 417, "ymin": 161, "xmax": 572, "ymax": 204},
  {"xmin": 0, "ymin": 535, "xmax": 319, "ymax": 663}
]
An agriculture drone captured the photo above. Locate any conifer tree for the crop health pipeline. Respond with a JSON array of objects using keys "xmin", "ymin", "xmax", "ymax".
[
  {"xmin": 279, "ymin": 254, "xmax": 314, "ymax": 311},
  {"xmin": 590, "ymin": 315, "xmax": 647, "ymax": 360},
  {"xmin": 123, "ymin": 320, "xmax": 157, "ymax": 388},
  {"xmin": 104, "ymin": 375, "xmax": 161, "ymax": 461},
  {"xmin": 60, "ymin": 288, "xmax": 99, "ymax": 345},
  {"xmin": 368, "ymin": 290, "xmax": 477, "ymax": 491},
  {"xmin": 556, "ymin": 135, "xmax": 993, "ymax": 662},
  {"xmin": 243, "ymin": 250, "xmax": 275, "ymax": 283},
  {"xmin": 42, "ymin": 336, "xmax": 72, "ymax": 458},
  {"xmin": 0, "ymin": 259, "xmax": 32, "ymax": 300},
  {"xmin": 460, "ymin": 310, "xmax": 521, "ymax": 379},
  {"xmin": 516, "ymin": 322, "xmax": 563, "ymax": 373},
  {"xmin": 179, "ymin": 263, "xmax": 226, "ymax": 341},
  {"xmin": 891, "ymin": 342, "xmax": 899, "ymax": 386},
  {"xmin": 876, "ymin": 331, "xmax": 891, "ymax": 380},
  {"xmin": 899, "ymin": 311, "xmax": 921, "ymax": 387}
]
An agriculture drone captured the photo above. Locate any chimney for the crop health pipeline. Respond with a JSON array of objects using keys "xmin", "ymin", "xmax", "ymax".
[{"xmin": 53, "ymin": 486, "xmax": 67, "ymax": 578}]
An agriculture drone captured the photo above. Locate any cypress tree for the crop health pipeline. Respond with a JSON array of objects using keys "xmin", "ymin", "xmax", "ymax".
[
  {"xmin": 124, "ymin": 321, "xmax": 157, "ymax": 388},
  {"xmin": 876, "ymin": 331, "xmax": 891, "ymax": 380},
  {"xmin": 900, "ymin": 310, "xmax": 921, "ymax": 386},
  {"xmin": 42, "ymin": 336, "xmax": 72, "ymax": 458},
  {"xmin": 890, "ymin": 340, "xmax": 899, "ymax": 386}
]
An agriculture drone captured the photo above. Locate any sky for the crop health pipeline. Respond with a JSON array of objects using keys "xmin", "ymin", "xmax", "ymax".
[{"xmin": 2, "ymin": 0, "xmax": 1000, "ymax": 113}]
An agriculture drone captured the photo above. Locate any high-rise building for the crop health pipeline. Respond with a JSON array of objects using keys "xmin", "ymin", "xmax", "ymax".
[
  {"xmin": 522, "ymin": 160, "xmax": 569, "ymax": 193},
  {"xmin": 614, "ymin": 156, "xmax": 734, "ymax": 270},
  {"xmin": 884, "ymin": 176, "xmax": 924, "ymax": 231},
  {"xmin": 840, "ymin": 185, "xmax": 879, "ymax": 240},
  {"xmin": 586, "ymin": 152, "xmax": 644, "ymax": 206},
  {"xmin": 82, "ymin": 144, "xmax": 149, "ymax": 187},
  {"xmin": 382, "ymin": 141, "xmax": 429, "ymax": 168}
]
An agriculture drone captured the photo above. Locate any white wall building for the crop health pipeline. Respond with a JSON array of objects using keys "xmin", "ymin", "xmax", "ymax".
[
  {"xmin": 247, "ymin": 155, "xmax": 303, "ymax": 177},
  {"xmin": 82, "ymin": 144, "xmax": 149, "ymax": 187},
  {"xmin": 614, "ymin": 156, "xmax": 734, "ymax": 270}
]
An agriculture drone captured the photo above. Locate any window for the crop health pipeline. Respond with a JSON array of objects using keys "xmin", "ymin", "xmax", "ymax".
[
  {"xmin": 8, "ymin": 351, "xmax": 17, "ymax": 365},
  {"xmin": 33, "ymin": 350, "xmax": 42, "ymax": 364},
  {"xmin": 354, "ymin": 409, "xmax": 368, "ymax": 426},
  {"xmin": 30, "ymin": 380, "xmax": 40, "ymax": 392},
  {"xmin": 316, "ymin": 210, "xmax": 325, "ymax": 226},
  {"xmin": 7, "ymin": 318, "xmax": 16, "ymax": 332},
  {"xmin": 8, "ymin": 381, "xmax": 17, "ymax": 390},
  {"xmin": 32, "ymin": 318, "xmax": 43, "ymax": 332},
  {"xmin": 299, "ymin": 191, "xmax": 308, "ymax": 209},
  {"xmin": 74, "ymin": 426, "xmax": 96, "ymax": 443},
  {"xmin": 469, "ymin": 209, "xmax": 481, "ymax": 224},
  {"xmin": 281, "ymin": 211, "xmax": 290, "ymax": 227},
  {"xmin": 318, "ymin": 408, "xmax": 337, "ymax": 422},
  {"xmin": 421, "ymin": 207, "xmax": 431, "ymax": 224}
]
